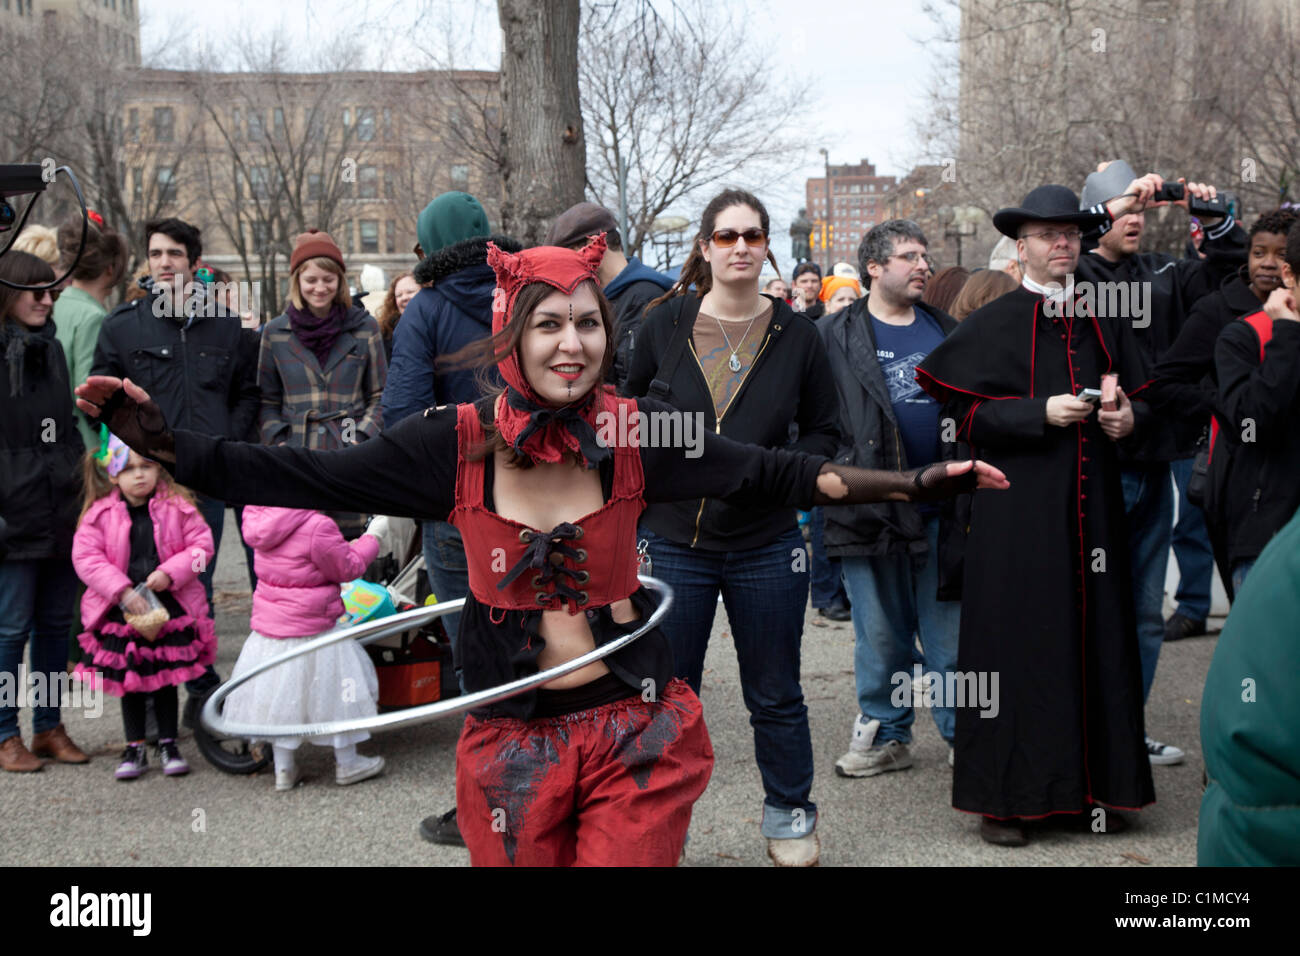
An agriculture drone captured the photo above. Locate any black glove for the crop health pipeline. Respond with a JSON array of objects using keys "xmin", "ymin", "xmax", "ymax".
[
  {"xmin": 99, "ymin": 387, "xmax": 177, "ymax": 465},
  {"xmin": 811, "ymin": 460, "xmax": 976, "ymax": 506}
]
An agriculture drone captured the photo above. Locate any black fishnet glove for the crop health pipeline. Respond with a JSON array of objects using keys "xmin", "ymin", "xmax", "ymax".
[
  {"xmin": 811, "ymin": 460, "xmax": 977, "ymax": 506},
  {"xmin": 99, "ymin": 387, "xmax": 177, "ymax": 465}
]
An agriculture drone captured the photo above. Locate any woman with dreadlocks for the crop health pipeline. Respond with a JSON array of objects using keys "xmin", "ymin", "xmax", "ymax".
[{"xmin": 76, "ymin": 236, "xmax": 1006, "ymax": 866}]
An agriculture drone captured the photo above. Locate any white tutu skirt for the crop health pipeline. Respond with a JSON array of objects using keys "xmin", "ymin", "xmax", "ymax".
[{"xmin": 223, "ymin": 628, "xmax": 379, "ymax": 751}]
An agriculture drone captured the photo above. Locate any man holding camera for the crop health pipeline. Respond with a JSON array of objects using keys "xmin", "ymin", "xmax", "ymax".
[
  {"xmin": 915, "ymin": 184, "xmax": 1155, "ymax": 846},
  {"xmin": 1075, "ymin": 162, "xmax": 1246, "ymax": 768}
]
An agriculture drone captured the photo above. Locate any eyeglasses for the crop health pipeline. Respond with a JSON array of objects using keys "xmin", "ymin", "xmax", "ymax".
[
  {"xmin": 1021, "ymin": 228, "xmax": 1082, "ymax": 244},
  {"xmin": 883, "ymin": 251, "xmax": 935, "ymax": 270},
  {"xmin": 29, "ymin": 288, "xmax": 60, "ymax": 303},
  {"xmin": 710, "ymin": 228, "xmax": 768, "ymax": 248}
]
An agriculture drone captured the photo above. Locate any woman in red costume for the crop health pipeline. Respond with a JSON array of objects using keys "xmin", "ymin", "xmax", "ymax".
[{"xmin": 76, "ymin": 236, "xmax": 1007, "ymax": 867}]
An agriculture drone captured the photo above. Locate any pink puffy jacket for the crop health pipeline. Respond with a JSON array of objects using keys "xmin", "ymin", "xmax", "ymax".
[
  {"xmin": 240, "ymin": 506, "xmax": 379, "ymax": 638},
  {"xmin": 73, "ymin": 488, "xmax": 215, "ymax": 630}
]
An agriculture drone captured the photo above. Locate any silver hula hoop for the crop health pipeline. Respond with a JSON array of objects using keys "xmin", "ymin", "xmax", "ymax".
[{"xmin": 200, "ymin": 575, "xmax": 672, "ymax": 740}]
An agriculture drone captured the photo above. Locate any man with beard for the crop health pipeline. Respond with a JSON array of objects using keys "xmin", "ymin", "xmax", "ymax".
[
  {"xmin": 1074, "ymin": 162, "xmax": 1245, "ymax": 767},
  {"xmin": 915, "ymin": 185, "xmax": 1155, "ymax": 846}
]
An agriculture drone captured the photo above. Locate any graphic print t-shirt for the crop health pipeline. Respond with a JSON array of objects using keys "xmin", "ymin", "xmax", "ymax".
[{"xmin": 869, "ymin": 307, "xmax": 945, "ymax": 470}]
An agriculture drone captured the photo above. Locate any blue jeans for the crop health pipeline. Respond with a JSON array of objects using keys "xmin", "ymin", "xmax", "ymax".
[
  {"xmin": 0, "ymin": 557, "xmax": 79, "ymax": 741},
  {"xmin": 423, "ymin": 520, "xmax": 469, "ymax": 679},
  {"xmin": 640, "ymin": 526, "xmax": 816, "ymax": 838},
  {"xmin": 809, "ymin": 508, "xmax": 848, "ymax": 610},
  {"xmin": 840, "ymin": 516, "xmax": 960, "ymax": 744},
  {"xmin": 1168, "ymin": 457, "xmax": 1213, "ymax": 621},
  {"xmin": 1231, "ymin": 560, "xmax": 1255, "ymax": 595},
  {"xmin": 1120, "ymin": 463, "xmax": 1174, "ymax": 702}
]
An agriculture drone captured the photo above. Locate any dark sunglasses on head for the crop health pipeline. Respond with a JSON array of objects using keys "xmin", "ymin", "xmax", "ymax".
[{"xmin": 710, "ymin": 228, "xmax": 768, "ymax": 248}]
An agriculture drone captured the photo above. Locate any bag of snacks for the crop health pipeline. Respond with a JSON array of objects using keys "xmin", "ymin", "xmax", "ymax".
[{"xmin": 120, "ymin": 584, "xmax": 170, "ymax": 641}]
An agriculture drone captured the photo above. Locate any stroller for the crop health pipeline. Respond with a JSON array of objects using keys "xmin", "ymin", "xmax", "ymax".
[{"xmin": 193, "ymin": 518, "xmax": 459, "ymax": 774}]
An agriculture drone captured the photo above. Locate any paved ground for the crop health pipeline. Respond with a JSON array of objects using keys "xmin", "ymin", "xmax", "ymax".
[{"xmin": 0, "ymin": 510, "xmax": 1218, "ymax": 866}]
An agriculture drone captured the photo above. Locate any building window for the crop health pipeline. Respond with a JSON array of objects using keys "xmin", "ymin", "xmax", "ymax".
[
  {"xmin": 357, "ymin": 107, "xmax": 376, "ymax": 142},
  {"xmin": 307, "ymin": 173, "xmax": 323, "ymax": 202},
  {"xmin": 127, "ymin": 108, "xmax": 138, "ymax": 142},
  {"xmin": 251, "ymin": 222, "xmax": 270, "ymax": 251},
  {"xmin": 341, "ymin": 222, "xmax": 354, "ymax": 255},
  {"xmin": 153, "ymin": 107, "xmax": 174, "ymax": 143},
  {"xmin": 342, "ymin": 107, "xmax": 352, "ymax": 131},
  {"xmin": 155, "ymin": 166, "xmax": 176, "ymax": 203},
  {"xmin": 386, "ymin": 219, "xmax": 396, "ymax": 254},
  {"xmin": 305, "ymin": 108, "xmax": 325, "ymax": 140},
  {"xmin": 279, "ymin": 277, "xmax": 289, "ymax": 304},
  {"xmin": 360, "ymin": 220, "xmax": 379, "ymax": 253},
  {"xmin": 273, "ymin": 107, "xmax": 285, "ymax": 137},
  {"xmin": 249, "ymin": 166, "xmax": 270, "ymax": 200},
  {"xmin": 358, "ymin": 165, "xmax": 378, "ymax": 199},
  {"xmin": 384, "ymin": 167, "xmax": 395, "ymax": 199},
  {"xmin": 132, "ymin": 167, "xmax": 142, "ymax": 204},
  {"xmin": 450, "ymin": 164, "xmax": 469, "ymax": 190},
  {"xmin": 248, "ymin": 110, "xmax": 264, "ymax": 141},
  {"xmin": 382, "ymin": 107, "xmax": 392, "ymax": 140}
]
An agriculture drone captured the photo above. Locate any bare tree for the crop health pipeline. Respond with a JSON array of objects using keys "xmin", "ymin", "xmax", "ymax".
[
  {"xmin": 579, "ymin": 0, "xmax": 809, "ymax": 258},
  {"xmin": 497, "ymin": 0, "xmax": 587, "ymax": 243},
  {"xmin": 915, "ymin": 0, "xmax": 1271, "ymax": 262}
]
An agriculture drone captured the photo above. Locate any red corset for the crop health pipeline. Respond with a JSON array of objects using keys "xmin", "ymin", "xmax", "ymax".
[{"xmin": 449, "ymin": 400, "xmax": 646, "ymax": 615}]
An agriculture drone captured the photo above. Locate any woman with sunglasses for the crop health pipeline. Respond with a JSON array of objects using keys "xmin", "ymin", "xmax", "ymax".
[
  {"xmin": 624, "ymin": 188, "xmax": 842, "ymax": 866},
  {"xmin": 1, "ymin": 251, "xmax": 90, "ymax": 771}
]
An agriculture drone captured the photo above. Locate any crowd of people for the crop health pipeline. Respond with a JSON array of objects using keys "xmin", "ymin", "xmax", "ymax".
[{"xmin": 2, "ymin": 158, "xmax": 1298, "ymax": 866}]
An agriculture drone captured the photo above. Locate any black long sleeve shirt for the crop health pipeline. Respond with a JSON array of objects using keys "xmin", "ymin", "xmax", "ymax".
[{"xmin": 170, "ymin": 396, "xmax": 827, "ymax": 718}]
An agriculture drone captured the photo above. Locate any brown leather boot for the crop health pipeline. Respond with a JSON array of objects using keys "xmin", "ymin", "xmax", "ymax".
[
  {"xmin": 30, "ymin": 724, "xmax": 90, "ymax": 764},
  {"xmin": 0, "ymin": 735, "xmax": 43, "ymax": 772}
]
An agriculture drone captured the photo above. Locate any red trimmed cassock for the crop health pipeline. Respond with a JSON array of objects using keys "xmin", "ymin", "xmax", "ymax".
[{"xmin": 915, "ymin": 285, "xmax": 1156, "ymax": 821}]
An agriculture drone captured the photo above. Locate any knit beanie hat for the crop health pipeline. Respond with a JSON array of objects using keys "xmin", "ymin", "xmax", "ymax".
[
  {"xmin": 819, "ymin": 275, "xmax": 861, "ymax": 302},
  {"xmin": 290, "ymin": 229, "xmax": 345, "ymax": 273},
  {"xmin": 417, "ymin": 191, "xmax": 490, "ymax": 256}
]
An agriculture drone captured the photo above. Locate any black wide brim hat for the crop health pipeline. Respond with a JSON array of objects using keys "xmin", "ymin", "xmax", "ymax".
[{"xmin": 992, "ymin": 184, "xmax": 1108, "ymax": 238}]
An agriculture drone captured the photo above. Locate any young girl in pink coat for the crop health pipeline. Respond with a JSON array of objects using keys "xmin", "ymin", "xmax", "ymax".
[
  {"xmin": 225, "ymin": 505, "xmax": 387, "ymax": 791},
  {"xmin": 73, "ymin": 434, "xmax": 216, "ymax": 780}
]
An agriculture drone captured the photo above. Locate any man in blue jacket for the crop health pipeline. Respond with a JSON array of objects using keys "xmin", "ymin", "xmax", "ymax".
[
  {"xmin": 543, "ymin": 202, "xmax": 673, "ymax": 390},
  {"xmin": 382, "ymin": 191, "xmax": 521, "ymax": 851}
]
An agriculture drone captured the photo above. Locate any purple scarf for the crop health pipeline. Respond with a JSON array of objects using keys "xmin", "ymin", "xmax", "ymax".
[{"xmin": 286, "ymin": 303, "xmax": 346, "ymax": 368}]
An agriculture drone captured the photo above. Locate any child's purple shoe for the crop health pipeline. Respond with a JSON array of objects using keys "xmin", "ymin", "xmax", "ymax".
[
  {"xmin": 115, "ymin": 743, "xmax": 148, "ymax": 781},
  {"xmin": 157, "ymin": 739, "xmax": 190, "ymax": 776}
]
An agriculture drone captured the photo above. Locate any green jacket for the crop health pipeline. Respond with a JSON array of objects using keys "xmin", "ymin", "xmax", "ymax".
[
  {"xmin": 52, "ymin": 286, "xmax": 108, "ymax": 451},
  {"xmin": 1198, "ymin": 507, "xmax": 1300, "ymax": 865}
]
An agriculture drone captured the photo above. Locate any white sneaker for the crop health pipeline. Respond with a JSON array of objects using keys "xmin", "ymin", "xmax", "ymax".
[
  {"xmin": 336, "ymin": 753, "xmax": 386, "ymax": 785},
  {"xmin": 767, "ymin": 832, "xmax": 820, "ymax": 867},
  {"xmin": 836, "ymin": 739, "xmax": 913, "ymax": 777},
  {"xmin": 275, "ymin": 764, "xmax": 303, "ymax": 792},
  {"xmin": 1145, "ymin": 736, "xmax": 1184, "ymax": 766}
]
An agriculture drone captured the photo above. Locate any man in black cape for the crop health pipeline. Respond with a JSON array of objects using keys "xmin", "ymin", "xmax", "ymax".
[{"xmin": 915, "ymin": 185, "xmax": 1156, "ymax": 846}]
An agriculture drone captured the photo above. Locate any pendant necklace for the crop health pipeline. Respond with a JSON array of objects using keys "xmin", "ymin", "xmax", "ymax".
[{"xmin": 715, "ymin": 306, "xmax": 763, "ymax": 373}]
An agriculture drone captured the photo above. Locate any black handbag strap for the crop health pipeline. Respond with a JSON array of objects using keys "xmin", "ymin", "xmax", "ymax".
[{"xmin": 648, "ymin": 296, "xmax": 698, "ymax": 401}]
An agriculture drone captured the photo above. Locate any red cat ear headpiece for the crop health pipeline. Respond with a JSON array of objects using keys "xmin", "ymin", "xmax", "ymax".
[{"xmin": 486, "ymin": 235, "xmax": 613, "ymax": 467}]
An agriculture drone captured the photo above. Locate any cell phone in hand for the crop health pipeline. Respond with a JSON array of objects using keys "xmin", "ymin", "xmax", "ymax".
[{"xmin": 1076, "ymin": 388, "xmax": 1102, "ymax": 404}]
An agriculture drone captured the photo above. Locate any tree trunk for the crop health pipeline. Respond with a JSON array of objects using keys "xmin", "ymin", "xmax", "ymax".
[{"xmin": 497, "ymin": 0, "xmax": 586, "ymax": 244}]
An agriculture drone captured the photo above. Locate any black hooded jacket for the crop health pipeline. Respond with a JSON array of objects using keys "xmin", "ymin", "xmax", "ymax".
[{"xmin": 382, "ymin": 234, "xmax": 523, "ymax": 426}]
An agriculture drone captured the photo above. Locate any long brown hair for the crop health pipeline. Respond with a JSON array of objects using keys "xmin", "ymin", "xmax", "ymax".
[
  {"xmin": 949, "ymin": 269, "xmax": 1017, "ymax": 320},
  {"xmin": 648, "ymin": 188, "xmax": 781, "ymax": 311},
  {"xmin": 376, "ymin": 271, "xmax": 415, "ymax": 340},
  {"xmin": 0, "ymin": 251, "xmax": 56, "ymax": 327},
  {"xmin": 78, "ymin": 446, "xmax": 197, "ymax": 525},
  {"xmin": 441, "ymin": 278, "xmax": 617, "ymax": 468}
]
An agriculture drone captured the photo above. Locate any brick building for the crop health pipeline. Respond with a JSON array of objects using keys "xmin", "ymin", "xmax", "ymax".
[{"xmin": 804, "ymin": 158, "xmax": 897, "ymax": 270}]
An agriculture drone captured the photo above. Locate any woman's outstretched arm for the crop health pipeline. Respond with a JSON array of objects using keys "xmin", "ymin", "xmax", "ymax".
[{"xmin": 76, "ymin": 376, "xmax": 456, "ymax": 521}]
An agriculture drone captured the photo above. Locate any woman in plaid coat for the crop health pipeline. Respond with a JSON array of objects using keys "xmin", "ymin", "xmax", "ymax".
[{"xmin": 258, "ymin": 230, "xmax": 387, "ymax": 538}]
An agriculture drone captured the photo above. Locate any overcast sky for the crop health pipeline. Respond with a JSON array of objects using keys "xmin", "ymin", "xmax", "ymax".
[{"xmin": 141, "ymin": 0, "xmax": 952, "ymax": 275}]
